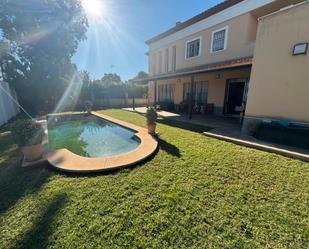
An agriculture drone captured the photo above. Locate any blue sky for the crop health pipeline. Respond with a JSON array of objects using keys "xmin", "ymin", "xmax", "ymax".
[{"xmin": 72, "ymin": 0, "xmax": 221, "ymax": 81}]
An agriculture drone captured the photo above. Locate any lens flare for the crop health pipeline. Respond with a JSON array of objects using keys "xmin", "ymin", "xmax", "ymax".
[{"xmin": 82, "ymin": 0, "xmax": 105, "ymax": 19}]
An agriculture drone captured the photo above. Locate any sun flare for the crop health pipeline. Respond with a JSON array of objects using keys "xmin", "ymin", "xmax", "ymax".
[{"xmin": 82, "ymin": 0, "xmax": 104, "ymax": 18}]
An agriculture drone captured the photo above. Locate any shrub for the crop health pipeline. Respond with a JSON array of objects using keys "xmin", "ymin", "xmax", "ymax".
[
  {"xmin": 10, "ymin": 119, "xmax": 44, "ymax": 147},
  {"xmin": 84, "ymin": 100, "xmax": 93, "ymax": 113},
  {"xmin": 146, "ymin": 107, "xmax": 157, "ymax": 125}
]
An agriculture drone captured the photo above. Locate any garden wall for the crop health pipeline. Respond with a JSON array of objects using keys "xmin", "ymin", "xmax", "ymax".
[
  {"xmin": 91, "ymin": 98, "xmax": 147, "ymax": 109},
  {"xmin": 0, "ymin": 81, "xmax": 20, "ymax": 126}
]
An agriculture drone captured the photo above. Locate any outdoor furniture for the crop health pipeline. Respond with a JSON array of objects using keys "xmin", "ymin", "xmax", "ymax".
[
  {"xmin": 204, "ymin": 103, "xmax": 214, "ymax": 115},
  {"xmin": 256, "ymin": 121, "xmax": 309, "ymax": 149},
  {"xmin": 154, "ymin": 104, "xmax": 161, "ymax": 111},
  {"xmin": 178, "ymin": 102, "xmax": 188, "ymax": 114}
]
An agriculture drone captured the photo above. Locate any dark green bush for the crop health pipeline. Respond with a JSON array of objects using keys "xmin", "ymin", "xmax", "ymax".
[
  {"xmin": 10, "ymin": 119, "xmax": 44, "ymax": 147},
  {"xmin": 146, "ymin": 108, "xmax": 157, "ymax": 125},
  {"xmin": 84, "ymin": 100, "xmax": 93, "ymax": 113}
]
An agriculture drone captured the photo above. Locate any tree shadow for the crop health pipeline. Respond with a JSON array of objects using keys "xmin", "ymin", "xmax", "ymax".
[
  {"xmin": 0, "ymin": 161, "xmax": 51, "ymax": 214},
  {"xmin": 0, "ymin": 124, "xmax": 52, "ymax": 215},
  {"xmin": 157, "ymin": 117, "xmax": 212, "ymax": 133},
  {"xmin": 13, "ymin": 193, "xmax": 67, "ymax": 249},
  {"xmin": 157, "ymin": 137, "xmax": 181, "ymax": 158}
]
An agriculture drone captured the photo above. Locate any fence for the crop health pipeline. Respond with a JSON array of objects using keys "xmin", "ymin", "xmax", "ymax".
[{"xmin": 0, "ymin": 81, "xmax": 20, "ymax": 126}]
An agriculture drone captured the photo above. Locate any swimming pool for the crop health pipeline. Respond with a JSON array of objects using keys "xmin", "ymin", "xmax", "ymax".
[{"xmin": 48, "ymin": 115, "xmax": 141, "ymax": 158}]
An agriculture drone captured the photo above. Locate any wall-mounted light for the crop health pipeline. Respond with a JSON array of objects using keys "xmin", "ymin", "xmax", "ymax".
[{"xmin": 293, "ymin": 42, "xmax": 308, "ymax": 56}]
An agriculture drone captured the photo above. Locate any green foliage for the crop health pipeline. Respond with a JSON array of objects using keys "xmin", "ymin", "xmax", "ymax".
[
  {"xmin": 134, "ymin": 71, "xmax": 148, "ymax": 79},
  {"xmin": 77, "ymin": 72, "xmax": 148, "ymax": 109},
  {"xmin": 146, "ymin": 107, "xmax": 157, "ymax": 124},
  {"xmin": 10, "ymin": 119, "xmax": 43, "ymax": 146},
  {"xmin": 0, "ymin": 0, "xmax": 88, "ymax": 113},
  {"xmin": 0, "ymin": 110, "xmax": 308, "ymax": 248},
  {"xmin": 97, "ymin": 73, "xmax": 122, "ymax": 86},
  {"xmin": 84, "ymin": 100, "xmax": 93, "ymax": 113}
]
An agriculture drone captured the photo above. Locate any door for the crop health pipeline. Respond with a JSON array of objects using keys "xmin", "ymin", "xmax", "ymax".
[{"xmin": 224, "ymin": 79, "xmax": 247, "ymax": 115}]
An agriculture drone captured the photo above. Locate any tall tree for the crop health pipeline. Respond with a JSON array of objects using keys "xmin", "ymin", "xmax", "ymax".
[
  {"xmin": 133, "ymin": 71, "xmax": 148, "ymax": 85},
  {"xmin": 0, "ymin": 0, "xmax": 88, "ymax": 112},
  {"xmin": 99, "ymin": 73, "xmax": 122, "ymax": 86},
  {"xmin": 134, "ymin": 71, "xmax": 148, "ymax": 80}
]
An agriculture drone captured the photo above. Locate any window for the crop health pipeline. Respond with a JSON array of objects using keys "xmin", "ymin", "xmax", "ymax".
[
  {"xmin": 152, "ymin": 53, "xmax": 156, "ymax": 75},
  {"xmin": 211, "ymin": 26, "xmax": 228, "ymax": 53},
  {"xmin": 158, "ymin": 84, "xmax": 175, "ymax": 103},
  {"xmin": 164, "ymin": 48, "xmax": 169, "ymax": 73},
  {"xmin": 172, "ymin": 45, "xmax": 176, "ymax": 72},
  {"xmin": 158, "ymin": 51, "xmax": 162, "ymax": 74},
  {"xmin": 186, "ymin": 37, "xmax": 201, "ymax": 59},
  {"xmin": 183, "ymin": 81, "xmax": 208, "ymax": 105}
]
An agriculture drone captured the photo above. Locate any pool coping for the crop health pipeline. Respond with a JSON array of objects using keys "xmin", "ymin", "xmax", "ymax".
[{"xmin": 45, "ymin": 112, "xmax": 158, "ymax": 173}]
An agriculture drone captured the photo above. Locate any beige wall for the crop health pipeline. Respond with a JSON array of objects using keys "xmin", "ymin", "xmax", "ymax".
[
  {"xmin": 147, "ymin": 0, "xmax": 304, "ymax": 77},
  {"xmin": 148, "ymin": 13, "xmax": 256, "ymax": 76},
  {"xmin": 245, "ymin": 2, "xmax": 309, "ymax": 123},
  {"xmin": 148, "ymin": 67, "xmax": 251, "ymax": 109}
]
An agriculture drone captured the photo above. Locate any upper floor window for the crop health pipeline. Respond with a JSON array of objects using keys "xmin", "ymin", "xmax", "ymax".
[
  {"xmin": 186, "ymin": 37, "xmax": 201, "ymax": 59},
  {"xmin": 211, "ymin": 26, "xmax": 228, "ymax": 53},
  {"xmin": 158, "ymin": 51, "xmax": 162, "ymax": 74},
  {"xmin": 172, "ymin": 45, "xmax": 176, "ymax": 71},
  {"xmin": 164, "ymin": 48, "xmax": 169, "ymax": 73},
  {"xmin": 152, "ymin": 53, "xmax": 157, "ymax": 75}
]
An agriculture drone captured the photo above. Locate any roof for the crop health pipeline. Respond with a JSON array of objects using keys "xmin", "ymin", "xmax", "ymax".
[
  {"xmin": 133, "ymin": 57, "xmax": 253, "ymax": 82},
  {"xmin": 145, "ymin": 0, "xmax": 245, "ymax": 45}
]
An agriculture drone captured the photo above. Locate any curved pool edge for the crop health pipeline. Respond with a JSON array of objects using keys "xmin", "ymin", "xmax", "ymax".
[{"xmin": 46, "ymin": 112, "xmax": 158, "ymax": 173}]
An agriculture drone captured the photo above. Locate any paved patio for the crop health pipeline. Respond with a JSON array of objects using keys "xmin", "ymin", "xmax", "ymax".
[{"xmin": 124, "ymin": 107, "xmax": 309, "ymax": 162}]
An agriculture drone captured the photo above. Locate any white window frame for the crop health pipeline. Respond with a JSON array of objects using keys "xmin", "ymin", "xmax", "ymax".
[
  {"xmin": 210, "ymin": 26, "xmax": 229, "ymax": 53},
  {"xmin": 185, "ymin": 36, "xmax": 202, "ymax": 60}
]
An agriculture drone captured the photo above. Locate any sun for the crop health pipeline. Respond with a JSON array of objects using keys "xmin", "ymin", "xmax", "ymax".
[{"xmin": 82, "ymin": 0, "xmax": 104, "ymax": 18}]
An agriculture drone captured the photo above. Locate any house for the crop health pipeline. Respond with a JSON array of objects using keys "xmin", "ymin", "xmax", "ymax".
[
  {"xmin": 139, "ymin": 0, "xmax": 309, "ymax": 132},
  {"xmin": 243, "ymin": 1, "xmax": 309, "ymax": 132}
]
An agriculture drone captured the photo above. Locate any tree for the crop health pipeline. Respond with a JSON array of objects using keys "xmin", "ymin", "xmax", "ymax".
[
  {"xmin": 133, "ymin": 71, "xmax": 148, "ymax": 85},
  {"xmin": 0, "ymin": 0, "xmax": 88, "ymax": 113},
  {"xmin": 99, "ymin": 73, "xmax": 123, "ymax": 86},
  {"xmin": 134, "ymin": 71, "xmax": 148, "ymax": 80}
]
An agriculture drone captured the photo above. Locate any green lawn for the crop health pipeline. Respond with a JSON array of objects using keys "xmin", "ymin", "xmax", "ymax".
[{"xmin": 0, "ymin": 110, "xmax": 308, "ymax": 249}]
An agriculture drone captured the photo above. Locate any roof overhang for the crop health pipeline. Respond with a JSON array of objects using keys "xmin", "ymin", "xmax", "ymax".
[
  {"xmin": 133, "ymin": 57, "xmax": 253, "ymax": 83},
  {"xmin": 145, "ymin": 0, "xmax": 245, "ymax": 45},
  {"xmin": 146, "ymin": 0, "xmax": 275, "ymax": 51}
]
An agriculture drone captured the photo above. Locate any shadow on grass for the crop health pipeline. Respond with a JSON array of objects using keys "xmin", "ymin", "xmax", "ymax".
[
  {"xmin": 0, "ymin": 161, "xmax": 51, "ymax": 214},
  {"xmin": 0, "ymin": 124, "xmax": 52, "ymax": 215},
  {"xmin": 157, "ymin": 137, "xmax": 181, "ymax": 158},
  {"xmin": 157, "ymin": 117, "xmax": 212, "ymax": 133},
  {"xmin": 13, "ymin": 193, "xmax": 67, "ymax": 249}
]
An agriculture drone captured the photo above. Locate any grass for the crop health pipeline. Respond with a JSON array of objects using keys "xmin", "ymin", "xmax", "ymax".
[{"xmin": 0, "ymin": 109, "xmax": 308, "ymax": 249}]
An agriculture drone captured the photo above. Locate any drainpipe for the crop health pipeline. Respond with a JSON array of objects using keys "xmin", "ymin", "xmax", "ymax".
[{"xmin": 188, "ymin": 75, "xmax": 194, "ymax": 120}]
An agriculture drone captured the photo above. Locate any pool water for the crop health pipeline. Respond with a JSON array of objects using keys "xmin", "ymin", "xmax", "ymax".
[{"xmin": 48, "ymin": 116, "xmax": 141, "ymax": 157}]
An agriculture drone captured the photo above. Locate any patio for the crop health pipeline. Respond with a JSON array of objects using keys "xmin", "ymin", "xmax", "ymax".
[{"xmin": 124, "ymin": 107, "xmax": 309, "ymax": 161}]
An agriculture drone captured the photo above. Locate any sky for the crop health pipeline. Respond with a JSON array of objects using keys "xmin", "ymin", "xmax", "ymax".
[{"xmin": 72, "ymin": 0, "xmax": 222, "ymax": 81}]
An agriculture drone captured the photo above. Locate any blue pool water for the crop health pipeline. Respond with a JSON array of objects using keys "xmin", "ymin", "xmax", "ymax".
[{"xmin": 48, "ymin": 115, "xmax": 140, "ymax": 157}]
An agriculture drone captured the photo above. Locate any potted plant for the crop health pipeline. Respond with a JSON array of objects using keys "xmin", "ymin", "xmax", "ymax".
[
  {"xmin": 146, "ymin": 107, "xmax": 157, "ymax": 135},
  {"xmin": 11, "ymin": 119, "xmax": 44, "ymax": 162},
  {"xmin": 84, "ymin": 100, "xmax": 93, "ymax": 115}
]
